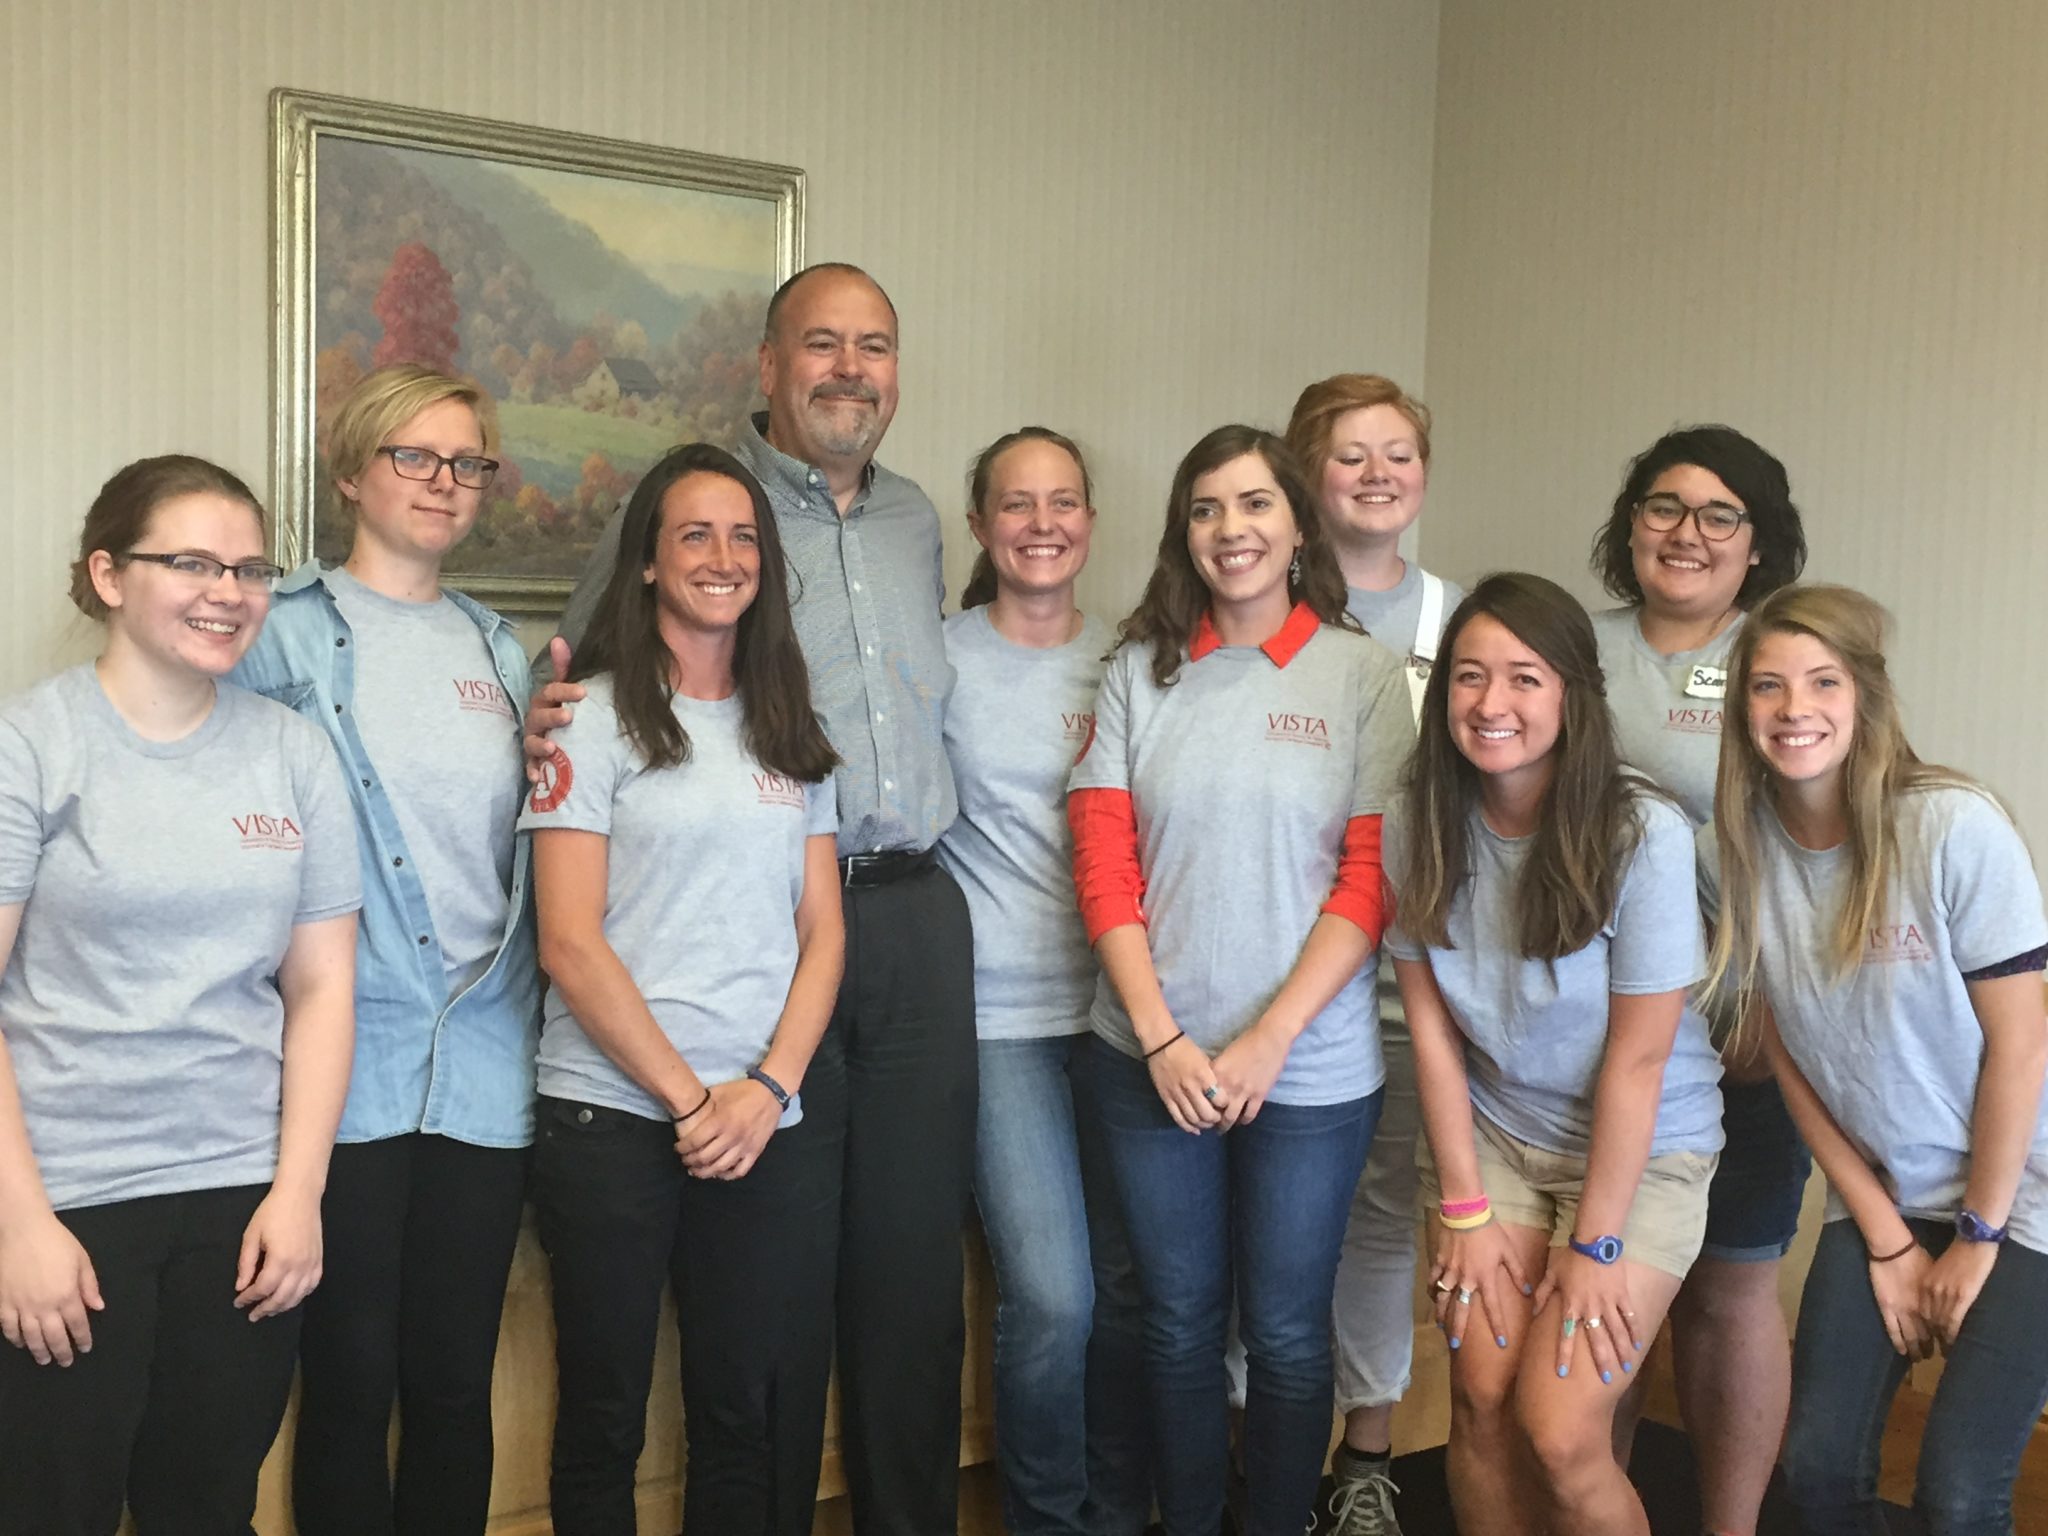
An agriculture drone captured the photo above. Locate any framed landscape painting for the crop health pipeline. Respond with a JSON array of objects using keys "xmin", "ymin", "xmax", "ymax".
[{"xmin": 271, "ymin": 89, "xmax": 803, "ymax": 611}]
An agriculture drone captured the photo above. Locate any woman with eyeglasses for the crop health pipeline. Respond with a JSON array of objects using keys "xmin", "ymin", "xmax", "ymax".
[
  {"xmin": 232, "ymin": 364, "xmax": 539, "ymax": 1536},
  {"xmin": 1586, "ymin": 425, "xmax": 1809, "ymax": 1536},
  {"xmin": 0, "ymin": 456, "xmax": 360, "ymax": 1532},
  {"xmin": 1706, "ymin": 584, "xmax": 2048, "ymax": 1536}
]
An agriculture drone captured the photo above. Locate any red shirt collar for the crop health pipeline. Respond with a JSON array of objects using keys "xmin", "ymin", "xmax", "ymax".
[{"xmin": 1189, "ymin": 601, "xmax": 1321, "ymax": 669}]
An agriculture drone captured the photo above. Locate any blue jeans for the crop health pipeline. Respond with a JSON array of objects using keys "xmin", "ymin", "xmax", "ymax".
[
  {"xmin": 974, "ymin": 1034, "xmax": 1151, "ymax": 1536},
  {"xmin": 1084, "ymin": 1037, "xmax": 1379, "ymax": 1536},
  {"xmin": 1781, "ymin": 1218, "xmax": 2048, "ymax": 1536}
]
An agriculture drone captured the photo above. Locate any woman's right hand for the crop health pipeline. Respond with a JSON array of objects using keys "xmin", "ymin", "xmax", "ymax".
[
  {"xmin": 1146, "ymin": 1033, "xmax": 1223, "ymax": 1134},
  {"xmin": 523, "ymin": 637, "xmax": 587, "ymax": 783},
  {"xmin": 1868, "ymin": 1241, "xmax": 1936, "ymax": 1358},
  {"xmin": 0, "ymin": 1209, "xmax": 103, "ymax": 1366},
  {"xmin": 1431, "ymin": 1219, "xmax": 1531, "ymax": 1354}
]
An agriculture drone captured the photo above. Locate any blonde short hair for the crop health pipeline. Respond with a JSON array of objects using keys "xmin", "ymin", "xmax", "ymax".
[{"xmin": 326, "ymin": 364, "xmax": 501, "ymax": 491}]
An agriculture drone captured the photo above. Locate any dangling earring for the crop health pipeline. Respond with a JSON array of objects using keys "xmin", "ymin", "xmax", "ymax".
[{"xmin": 1289, "ymin": 551, "xmax": 1303, "ymax": 586}]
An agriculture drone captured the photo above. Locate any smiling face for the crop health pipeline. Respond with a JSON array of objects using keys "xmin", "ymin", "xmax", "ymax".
[
  {"xmin": 969, "ymin": 437, "xmax": 1094, "ymax": 600},
  {"xmin": 758, "ymin": 269, "xmax": 900, "ymax": 469},
  {"xmin": 643, "ymin": 471, "xmax": 761, "ymax": 639},
  {"xmin": 1317, "ymin": 403, "xmax": 1427, "ymax": 545},
  {"xmin": 1446, "ymin": 611, "xmax": 1566, "ymax": 799},
  {"xmin": 1746, "ymin": 628, "xmax": 1857, "ymax": 792},
  {"xmin": 1185, "ymin": 451, "xmax": 1304, "ymax": 631},
  {"xmin": 338, "ymin": 397, "xmax": 487, "ymax": 566},
  {"xmin": 1629, "ymin": 463, "xmax": 1759, "ymax": 622},
  {"xmin": 93, "ymin": 491, "xmax": 272, "ymax": 676}
]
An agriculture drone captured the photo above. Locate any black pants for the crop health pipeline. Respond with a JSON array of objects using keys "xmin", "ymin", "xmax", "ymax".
[
  {"xmin": 532, "ymin": 1039, "xmax": 847, "ymax": 1536},
  {"xmin": 290, "ymin": 1133, "xmax": 529, "ymax": 1536},
  {"xmin": 0, "ymin": 1183, "xmax": 300, "ymax": 1536},
  {"xmin": 835, "ymin": 863, "xmax": 980, "ymax": 1535}
]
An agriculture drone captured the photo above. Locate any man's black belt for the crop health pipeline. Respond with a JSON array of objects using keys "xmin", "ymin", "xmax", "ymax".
[{"xmin": 838, "ymin": 848, "xmax": 936, "ymax": 888}]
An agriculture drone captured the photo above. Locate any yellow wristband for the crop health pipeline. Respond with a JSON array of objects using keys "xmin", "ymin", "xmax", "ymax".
[{"xmin": 1440, "ymin": 1207, "xmax": 1495, "ymax": 1231}]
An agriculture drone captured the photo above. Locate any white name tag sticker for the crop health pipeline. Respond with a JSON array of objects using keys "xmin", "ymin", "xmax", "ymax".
[{"xmin": 1684, "ymin": 665, "xmax": 1728, "ymax": 700}]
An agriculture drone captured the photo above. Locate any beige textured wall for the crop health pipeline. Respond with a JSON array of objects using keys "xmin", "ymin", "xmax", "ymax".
[
  {"xmin": 1422, "ymin": 0, "xmax": 2048, "ymax": 860},
  {"xmin": 0, "ymin": 0, "xmax": 1439, "ymax": 688}
]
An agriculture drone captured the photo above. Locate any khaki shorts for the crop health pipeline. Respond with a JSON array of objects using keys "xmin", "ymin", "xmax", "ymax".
[{"xmin": 1418, "ymin": 1113, "xmax": 1719, "ymax": 1280}]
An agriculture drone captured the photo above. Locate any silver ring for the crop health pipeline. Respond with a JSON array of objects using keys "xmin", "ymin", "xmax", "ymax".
[
  {"xmin": 1456, "ymin": 1287, "xmax": 1474, "ymax": 1305},
  {"xmin": 1586, "ymin": 1315, "xmax": 1603, "ymax": 1330},
  {"xmin": 1202, "ymin": 1085, "xmax": 1219, "ymax": 1102}
]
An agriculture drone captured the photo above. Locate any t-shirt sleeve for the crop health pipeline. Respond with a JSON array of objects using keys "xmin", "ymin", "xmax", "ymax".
[
  {"xmin": 1350, "ymin": 649, "xmax": 1411, "ymax": 818},
  {"xmin": 805, "ymin": 772, "xmax": 839, "ymax": 839},
  {"xmin": 516, "ymin": 688, "xmax": 627, "ymax": 837},
  {"xmin": 290, "ymin": 723, "xmax": 364, "ymax": 923},
  {"xmin": 1065, "ymin": 647, "xmax": 1135, "ymax": 795},
  {"xmin": 1693, "ymin": 819, "xmax": 1723, "ymax": 921},
  {"xmin": 1607, "ymin": 796, "xmax": 1707, "ymax": 995},
  {"xmin": 1379, "ymin": 805, "xmax": 1426, "ymax": 962},
  {"xmin": 0, "ymin": 715, "xmax": 45, "ymax": 905},
  {"xmin": 1935, "ymin": 790, "xmax": 2048, "ymax": 972}
]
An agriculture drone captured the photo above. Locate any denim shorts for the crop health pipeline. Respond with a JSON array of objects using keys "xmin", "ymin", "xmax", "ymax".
[{"xmin": 1699, "ymin": 1075, "xmax": 1813, "ymax": 1262}]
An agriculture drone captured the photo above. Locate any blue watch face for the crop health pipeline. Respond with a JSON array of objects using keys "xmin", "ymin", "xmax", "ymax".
[
  {"xmin": 1575, "ymin": 1235, "xmax": 1624, "ymax": 1264},
  {"xmin": 1955, "ymin": 1209, "xmax": 2006, "ymax": 1243}
]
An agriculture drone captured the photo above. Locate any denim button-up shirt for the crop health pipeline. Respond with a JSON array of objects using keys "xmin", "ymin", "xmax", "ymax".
[
  {"xmin": 552, "ymin": 413, "xmax": 957, "ymax": 854},
  {"xmin": 233, "ymin": 564, "xmax": 541, "ymax": 1146}
]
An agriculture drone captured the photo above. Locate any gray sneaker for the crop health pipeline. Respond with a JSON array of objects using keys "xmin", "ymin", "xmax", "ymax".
[{"xmin": 1324, "ymin": 1462, "xmax": 1402, "ymax": 1536}]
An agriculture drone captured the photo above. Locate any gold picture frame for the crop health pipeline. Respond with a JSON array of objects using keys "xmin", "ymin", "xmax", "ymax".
[{"xmin": 271, "ymin": 88, "xmax": 803, "ymax": 613}]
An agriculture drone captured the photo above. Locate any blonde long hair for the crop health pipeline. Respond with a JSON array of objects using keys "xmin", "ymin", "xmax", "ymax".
[{"xmin": 1708, "ymin": 584, "xmax": 1989, "ymax": 1016}]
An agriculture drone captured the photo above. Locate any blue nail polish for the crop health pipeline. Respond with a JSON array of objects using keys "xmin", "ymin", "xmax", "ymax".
[
  {"xmin": 1601, "ymin": 1370, "xmax": 1612, "ymax": 1384},
  {"xmin": 1557, "ymin": 1364, "xmax": 1569, "ymax": 1377},
  {"xmin": 1496, "ymin": 1335, "xmax": 1509, "ymax": 1348},
  {"xmin": 1620, "ymin": 1360, "xmax": 1632, "ymax": 1374},
  {"xmin": 1522, "ymin": 1283, "xmax": 1533, "ymax": 1295},
  {"xmin": 1448, "ymin": 1336, "xmax": 1461, "ymax": 1350}
]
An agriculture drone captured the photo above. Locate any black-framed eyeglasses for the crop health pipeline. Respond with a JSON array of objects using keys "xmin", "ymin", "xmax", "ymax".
[
  {"xmin": 377, "ymin": 445, "xmax": 500, "ymax": 490},
  {"xmin": 121, "ymin": 551, "xmax": 286, "ymax": 587},
  {"xmin": 1633, "ymin": 493, "xmax": 1749, "ymax": 542}
]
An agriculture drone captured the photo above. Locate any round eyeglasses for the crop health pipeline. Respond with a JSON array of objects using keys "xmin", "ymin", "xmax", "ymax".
[
  {"xmin": 377, "ymin": 445, "xmax": 500, "ymax": 490},
  {"xmin": 1633, "ymin": 494, "xmax": 1749, "ymax": 542}
]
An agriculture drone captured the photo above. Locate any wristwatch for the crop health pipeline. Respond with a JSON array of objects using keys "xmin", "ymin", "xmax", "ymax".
[
  {"xmin": 1954, "ymin": 1208, "xmax": 2008, "ymax": 1244},
  {"xmin": 1568, "ymin": 1233, "xmax": 1624, "ymax": 1265},
  {"xmin": 746, "ymin": 1067, "xmax": 792, "ymax": 1111}
]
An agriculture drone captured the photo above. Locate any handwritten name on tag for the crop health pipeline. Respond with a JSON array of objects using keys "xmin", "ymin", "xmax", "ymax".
[{"xmin": 1685, "ymin": 665, "xmax": 1727, "ymax": 700}]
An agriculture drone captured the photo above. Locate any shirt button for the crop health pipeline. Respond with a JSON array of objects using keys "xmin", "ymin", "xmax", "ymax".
[
  {"xmin": 333, "ymin": 703, "xmax": 343, "ymax": 714},
  {"xmin": 417, "ymin": 935, "xmax": 430, "ymax": 946},
  {"xmin": 360, "ymin": 778, "xmax": 370, "ymax": 789},
  {"xmin": 576, "ymin": 1107, "xmax": 593, "ymax": 1124},
  {"xmin": 884, "ymin": 778, "xmax": 894, "ymax": 791},
  {"xmin": 851, "ymin": 581, "xmax": 863, "ymax": 592},
  {"xmin": 393, "ymin": 857, "xmax": 404, "ymax": 867},
  {"xmin": 865, "ymin": 645, "xmax": 875, "ymax": 656},
  {"xmin": 874, "ymin": 711, "xmax": 885, "ymax": 723}
]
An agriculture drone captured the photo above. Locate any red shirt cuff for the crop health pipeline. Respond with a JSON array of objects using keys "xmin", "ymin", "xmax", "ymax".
[{"xmin": 1068, "ymin": 787, "xmax": 1146, "ymax": 943}]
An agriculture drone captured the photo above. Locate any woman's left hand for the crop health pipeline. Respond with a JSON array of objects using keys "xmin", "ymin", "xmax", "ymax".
[
  {"xmin": 1533, "ymin": 1248, "xmax": 1641, "ymax": 1386},
  {"xmin": 1922, "ymin": 1237, "xmax": 1999, "ymax": 1348},
  {"xmin": 234, "ymin": 1188, "xmax": 324, "ymax": 1321},
  {"xmin": 677, "ymin": 1079, "xmax": 781, "ymax": 1180},
  {"xmin": 1208, "ymin": 1020, "xmax": 1292, "ymax": 1128}
]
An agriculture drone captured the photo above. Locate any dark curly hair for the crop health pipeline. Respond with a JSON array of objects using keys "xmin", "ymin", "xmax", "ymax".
[{"xmin": 1590, "ymin": 425, "xmax": 1807, "ymax": 607}]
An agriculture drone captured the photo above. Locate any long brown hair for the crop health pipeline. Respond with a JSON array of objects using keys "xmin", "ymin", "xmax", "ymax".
[
  {"xmin": 1116, "ymin": 425, "xmax": 1355, "ymax": 689},
  {"xmin": 1708, "ymin": 584, "xmax": 1989, "ymax": 1012},
  {"xmin": 571, "ymin": 443, "xmax": 838, "ymax": 782},
  {"xmin": 1399, "ymin": 572, "xmax": 1661, "ymax": 958},
  {"xmin": 959, "ymin": 426, "xmax": 1094, "ymax": 610}
]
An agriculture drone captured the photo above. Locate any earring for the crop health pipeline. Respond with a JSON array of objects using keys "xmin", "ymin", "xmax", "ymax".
[{"xmin": 1289, "ymin": 551, "xmax": 1302, "ymax": 585}]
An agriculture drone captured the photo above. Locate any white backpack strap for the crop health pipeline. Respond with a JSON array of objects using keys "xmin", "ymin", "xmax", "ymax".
[{"xmin": 1404, "ymin": 571, "xmax": 1447, "ymax": 724}]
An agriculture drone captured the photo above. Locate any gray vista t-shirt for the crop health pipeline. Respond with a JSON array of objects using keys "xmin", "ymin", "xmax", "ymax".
[
  {"xmin": 1591, "ymin": 606, "xmax": 1741, "ymax": 828},
  {"xmin": 327, "ymin": 566, "xmax": 521, "ymax": 997},
  {"xmin": 517, "ymin": 676, "xmax": 837, "ymax": 1120},
  {"xmin": 0, "ymin": 667, "xmax": 362, "ymax": 1211},
  {"xmin": 1384, "ymin": 787, "xmax": 1725, "ymax": 1157},
  {"xmin": 936, "ymin": 607, "xmax": 1109, "ymax": 1040},
  {"xmin": 1700, "ymin": 788, "xmax": 2048, "ymax": 1249},
  {"xmin": 1069, "ymin": 619, "xmax": 1411, "ymax": 1105},
  {"xmin": 1347, "ymin": 561, "xmax": 1465, "ymax": 677}
]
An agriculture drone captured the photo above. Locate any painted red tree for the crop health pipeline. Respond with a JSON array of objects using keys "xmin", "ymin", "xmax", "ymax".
[{"xmin": 371, "ymin": 242, "xmax": 460, "ymax": 370}]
